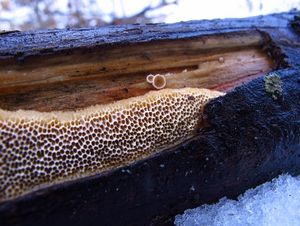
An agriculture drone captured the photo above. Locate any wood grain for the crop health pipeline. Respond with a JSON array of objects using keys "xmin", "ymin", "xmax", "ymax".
[{"xmin": 0, "ymin": 32, "xmax": 273, "ymax": 111}]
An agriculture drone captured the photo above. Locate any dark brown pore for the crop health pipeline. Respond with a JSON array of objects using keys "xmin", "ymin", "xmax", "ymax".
[{"xmin": 0, "ymin": 31, "xmax": 274, "ymax": 112}]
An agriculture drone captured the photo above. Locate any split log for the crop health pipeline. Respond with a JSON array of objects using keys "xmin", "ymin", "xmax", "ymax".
[{"xmin": 0, "ymin": 11, "xmax": 300, "ymax": 226}]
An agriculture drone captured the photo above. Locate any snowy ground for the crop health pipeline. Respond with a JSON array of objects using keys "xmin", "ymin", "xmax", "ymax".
[{"xmin": 175, "ymin": 174, "xmax": 300, "ymax": 226}]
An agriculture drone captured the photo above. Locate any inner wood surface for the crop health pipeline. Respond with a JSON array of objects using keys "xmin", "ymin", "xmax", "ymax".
[{"xmin": 0, "ymin": 31, "xmax": 274, "ymax": 112}]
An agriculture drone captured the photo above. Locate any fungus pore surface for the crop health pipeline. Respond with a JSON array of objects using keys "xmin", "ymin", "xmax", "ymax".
[{"xmin": 0, "ymin": 88, "xmax": 223, "ymax": 202}]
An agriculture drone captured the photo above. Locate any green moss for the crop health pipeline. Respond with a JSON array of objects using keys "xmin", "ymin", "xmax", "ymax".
[{"xmin": 264, "ymin": 72, "xmax": 283, "ymax": 100}]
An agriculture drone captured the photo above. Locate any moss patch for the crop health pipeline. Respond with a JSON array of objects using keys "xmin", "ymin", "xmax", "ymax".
[{"xmin": 264, "ymin": 72, "xmax": 283, "ymax": 100}]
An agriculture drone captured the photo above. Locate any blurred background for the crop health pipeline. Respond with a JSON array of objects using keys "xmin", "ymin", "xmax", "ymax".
[
  {"xmin": 1, "ymin": 1, "xmax": 300, "ymax": 225},
  {"xmin": 1, "ymin": 0, "xmax": 300, "ymax": 31}
]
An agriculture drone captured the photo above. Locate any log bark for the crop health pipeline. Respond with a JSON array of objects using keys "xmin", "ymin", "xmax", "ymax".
[{"xmin": 1, "ymin": 11, "xmax": 300, "ymax": 226}]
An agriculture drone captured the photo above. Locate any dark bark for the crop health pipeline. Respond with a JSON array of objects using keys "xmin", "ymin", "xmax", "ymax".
[
  {"xmin": 0, "ymin": 12, "xmax": 297, "ymax": 59},
  {"xmin": 1, "ymin": 11, "xmax": 300, "ymax": 226}
]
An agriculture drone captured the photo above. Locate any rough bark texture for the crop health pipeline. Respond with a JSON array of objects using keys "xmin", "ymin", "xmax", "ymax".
[{"xmin": 1, "ymin": 11, "xmax": 300, "ymax": 226}]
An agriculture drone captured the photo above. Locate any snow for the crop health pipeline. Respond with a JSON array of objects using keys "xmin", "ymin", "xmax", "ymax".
[
  {"xmin": 151, "ymin": 0, "xmax": 300, "ymax": 23},
  {"xmin": 175, "ymin": 174, "xmax": 300, "ymax": 226},
  {"xmin": 1, "ymin": 0, "xmax": 300, "ymax": 30}
]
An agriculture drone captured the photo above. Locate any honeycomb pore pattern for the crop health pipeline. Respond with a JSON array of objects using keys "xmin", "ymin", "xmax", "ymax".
[{"xmin": 0, "ymin": 88, "xmax": 223, "ymax": 202}]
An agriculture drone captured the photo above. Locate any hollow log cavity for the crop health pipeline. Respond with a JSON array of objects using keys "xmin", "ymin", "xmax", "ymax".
[{"xmin": 0, "ymin": 29, "xmax": 275, "ymax": 202}]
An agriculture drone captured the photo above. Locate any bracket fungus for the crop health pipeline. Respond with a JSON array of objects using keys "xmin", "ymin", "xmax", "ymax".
[{"xmin": 0, "ymin": 88, "xmax": 223, "ymax": 202}]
